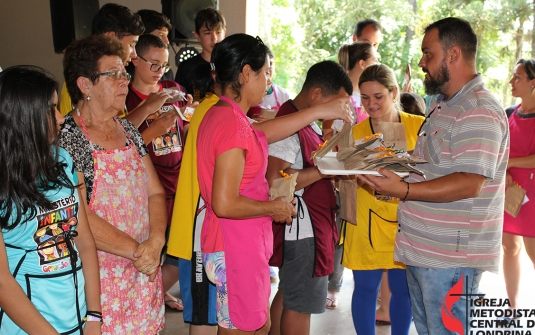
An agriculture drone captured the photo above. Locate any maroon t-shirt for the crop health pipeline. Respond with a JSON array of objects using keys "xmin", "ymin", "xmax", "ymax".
[{"xmin": 125, "ymin": 80, "xmax": 186, "ymax": 202}]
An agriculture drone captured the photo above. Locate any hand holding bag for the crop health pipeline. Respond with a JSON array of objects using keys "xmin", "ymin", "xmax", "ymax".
[{"xmin": 504, "ymin": 183, "xmax": 527, "ymax": 218}]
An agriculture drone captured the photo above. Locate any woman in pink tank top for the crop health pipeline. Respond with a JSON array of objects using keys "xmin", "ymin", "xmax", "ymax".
[{"xmin": 194, "ymin": 34, "xmax": 354, "ymax": 334}]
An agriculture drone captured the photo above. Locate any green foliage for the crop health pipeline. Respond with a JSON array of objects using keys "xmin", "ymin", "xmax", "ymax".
[{"xmin": 260, "ymin": 0, "xmax": 535, "ymax": 106}]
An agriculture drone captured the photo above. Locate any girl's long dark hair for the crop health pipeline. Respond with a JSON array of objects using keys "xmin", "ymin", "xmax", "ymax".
[{"xmin": 0, "ymin": 65, "xmax": 75, "ymax": 230}]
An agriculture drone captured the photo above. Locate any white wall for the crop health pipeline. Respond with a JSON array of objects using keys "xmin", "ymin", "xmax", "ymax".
[
  {"xmin": 0, "ymin": 0, "xmax": 258, "ymax": 86},
  {"xmin": 0, "ymin": 0, "xmax": 65, "ymax": 82}
]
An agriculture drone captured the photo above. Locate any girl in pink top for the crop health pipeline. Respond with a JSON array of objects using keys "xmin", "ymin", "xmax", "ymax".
[
  {"xmin": 195, "ymin": 34, "xmax": 353, "ymax": 334},
  {"xmin": 502, "ymin": 58, "xmax": 535, "ymax": 315}
]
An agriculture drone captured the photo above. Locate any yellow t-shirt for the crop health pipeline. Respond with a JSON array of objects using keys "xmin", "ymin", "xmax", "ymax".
[
  {"xmin": 167, "ymin": 93, "xmax": 219, "ymax": 259},
  {"xmin": 59, "ymin": 82, "xmax": 74, "ymax": 116},
  {"xmin": 342, "ymin": 111, "xmax": 424, "ymax": 270}
]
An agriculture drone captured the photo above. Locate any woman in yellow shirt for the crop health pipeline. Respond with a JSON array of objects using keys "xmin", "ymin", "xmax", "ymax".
[{"xmin": 342, "ymin": 64, "xmax": 424, "ymax": 335}]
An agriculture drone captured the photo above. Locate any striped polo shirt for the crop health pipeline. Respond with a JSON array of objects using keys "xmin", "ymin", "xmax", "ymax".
[{"xmin": 395, "ymin": 74, "xmax": 510, "ymax": 274}]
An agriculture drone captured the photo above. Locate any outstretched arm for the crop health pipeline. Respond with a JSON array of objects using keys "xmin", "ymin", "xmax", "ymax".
[
  {"xmin": 357, "ymin": 168, "xmax": 486, "ymax": 202},
  {"xmin": 253, "ymin": 97, "xmax": 352, "ymax": 143}
]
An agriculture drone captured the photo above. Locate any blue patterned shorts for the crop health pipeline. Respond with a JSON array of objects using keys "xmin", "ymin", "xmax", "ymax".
[{"xmin": 202, "ymin": 251, "xmax": 236, "ymax": 329}]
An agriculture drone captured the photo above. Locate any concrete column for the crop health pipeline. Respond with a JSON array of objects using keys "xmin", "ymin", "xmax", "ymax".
[{"xmin": 219, "ymin": 0, "xmax": 260, "ymax": 36}]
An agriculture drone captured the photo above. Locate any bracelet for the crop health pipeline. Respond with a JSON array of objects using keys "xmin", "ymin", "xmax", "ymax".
[
  {"xmin": 401, "ymin": 180, "xmax": 410, "ymax": 202},
  {"xmin": 84, "ymin": 315, "xmax": 103, "ymax": 323},
  {"xmin": 85, "ymin": 311, "xmax": 102, "ymax": 323},
  {"xmin": 86, "ymin": 311, "xmax": 102, "ymax": 317}
]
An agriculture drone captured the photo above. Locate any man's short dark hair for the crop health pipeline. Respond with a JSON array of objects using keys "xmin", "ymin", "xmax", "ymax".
[
  {"xmin": 195, "ymin": 8, "xmax": 226, "ymax": 33},
  {"xmin": 137, "ymin": 9, "xmax": 172, "ymax": 33},
  {"xmin": 424, "ymin": 17, "xmax": 477, "ymax": 64},
  {"xmin": 302, "ymin": 61, "xmax": 353, "ymax": 97},
  {"xmin": 92, "ymin": 3, "xmax": 145, "ymax": 39},
  {"xmin": 354, "ymin": 19, "xmax": 382, "ymax": 38},
  {"xmin": 135, "ymin": 34, "xmax": 167, "ymax": 58}
]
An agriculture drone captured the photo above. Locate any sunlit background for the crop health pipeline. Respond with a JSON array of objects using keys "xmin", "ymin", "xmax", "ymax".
[{"xmin": 257, "ymin": 0, "xmax": 534, "ymax": 107}]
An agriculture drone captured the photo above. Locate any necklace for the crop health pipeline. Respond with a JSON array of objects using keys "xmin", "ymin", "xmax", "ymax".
[
  {"xmin": 93, "ymin": 122, "xmax": 117, "ymax": 140},
  {"xmin": 369, "ymin": 110, "xmax": 401, "ymax": 134},
  {"xmin": 77, "ymin": 108, "xmax": 117, "ymax": 140}
]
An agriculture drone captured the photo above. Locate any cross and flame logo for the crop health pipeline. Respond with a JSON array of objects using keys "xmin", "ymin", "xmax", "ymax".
[{"xmin": 441, "ymin": 273, "xmax": 465, "ymax": 335}]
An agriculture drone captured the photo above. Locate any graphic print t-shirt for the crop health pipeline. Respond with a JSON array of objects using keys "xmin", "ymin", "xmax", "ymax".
[
  {"xmin": 2, "ymin": 147, "xmax": 82, "ymax": 273},
  {"xmin": 0, "ymin": 147, "xmax": 86, "ymax": 334}
]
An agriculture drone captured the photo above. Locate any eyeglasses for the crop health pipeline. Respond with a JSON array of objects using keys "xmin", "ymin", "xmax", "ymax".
[
  {"xmin": 138, "ymin": 55, "xmax": 171, "ymax": 73},
  {"xmin": 91, "ymin": 70, "xmax": 131, "ymax": 81}
]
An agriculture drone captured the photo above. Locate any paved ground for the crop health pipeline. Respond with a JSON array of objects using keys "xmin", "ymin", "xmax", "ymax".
[{"xmin": 162, "ymin": 247, "xmax": 535, "ymax": 334}]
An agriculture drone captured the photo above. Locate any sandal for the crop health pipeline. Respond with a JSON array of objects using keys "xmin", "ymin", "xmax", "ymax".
[
  {"xmin": 165, "ymin": 295, "xmax": 184, "ymax": 312},
  {"xmin": 376, "ymin": 318, "xmax": 391, "ymax": 326},
  {"xmin": 326, "ymin": 297, "xmax": 338, "ymax": 309},
  {"xmin": 496, "ymin": 314, "xmax": 518, "ymax": 327}
]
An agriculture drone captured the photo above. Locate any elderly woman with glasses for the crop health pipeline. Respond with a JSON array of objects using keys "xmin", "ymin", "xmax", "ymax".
[
  {"xmin": 194, "ymin": 34, "xmax": 353, "ymax": 334},
  {"xmin": 60, "ymin": 35, "xmax": 166, "ymax": 334}
]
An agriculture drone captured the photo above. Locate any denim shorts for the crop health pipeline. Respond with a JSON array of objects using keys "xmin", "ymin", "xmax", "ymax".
[{"xmin": 405, "ymin": 266, "xmax": 483, "ymax": 335}]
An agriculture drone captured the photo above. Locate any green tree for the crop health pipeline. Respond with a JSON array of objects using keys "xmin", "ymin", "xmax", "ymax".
[{"xmin": 260, "ymin": 0, "xmax": 534, "ymax": 105}]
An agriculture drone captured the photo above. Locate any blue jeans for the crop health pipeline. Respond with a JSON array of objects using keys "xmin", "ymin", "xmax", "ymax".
[{"xmin": 405, "ymin": 266, "xmax": 483, "ymax": 335}]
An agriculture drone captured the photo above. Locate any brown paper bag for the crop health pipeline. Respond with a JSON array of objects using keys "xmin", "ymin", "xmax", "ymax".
[
  {"xmin": 269, "ymin": 172, "xmax": 298, "ymax": 201},
  {"xmin": 375, "ymin": 122, "xmax": 406, "ymax": 151},
  {"xmin": 312, "ymin": 123, "xmax": 352, "ymax": 159},
  {"xmin": 504, "ymin": 184, "xmax": 527, "ymax": 218},
  {"xmin": 338, "ymin": 133, "xmax": 385, "ymax": 160},
  {"xmin": 260, "ymin": 108, "xmax": 277, "ymax": 120},
  {"xmin": 339, "ymin": 179, "xmax": 358, "ymax": 225},
  {"xmin": 337, "ymin": 123, "xmax": 354, "ymax": 151}
]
